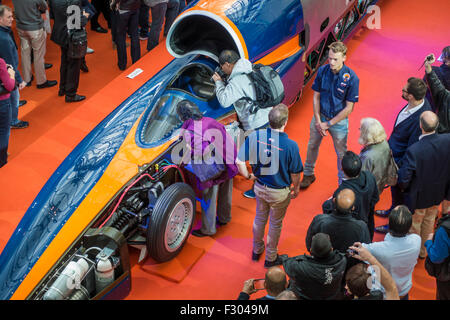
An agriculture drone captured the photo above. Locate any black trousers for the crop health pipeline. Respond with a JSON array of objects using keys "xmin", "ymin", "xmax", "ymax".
[
  {"xmin": 116, "ymin": 9, "xmax": 140, "ymax": 70},
  {"xmin": 91, "ymin": 0, "xmax": 111, "ymax": 29},
  {"xmin": 388, "ymin": 184, "xmax": 405, "ymax": 212},
  {"xmin": 437, "ymin": 280, "xmax": 450, "ymax": 300},
  {"xmin": 59, "ymin": 45, "xmax": 82, "ymax": 97}
]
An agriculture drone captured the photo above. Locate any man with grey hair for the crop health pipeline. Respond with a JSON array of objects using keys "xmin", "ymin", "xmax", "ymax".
[
  {"xmin": 236, "ymin": 104, "xmax": 302, "ymax": 268},
  {"xmin": 398, "ymin": 111, "xmax": 450, "ymax": 258}
]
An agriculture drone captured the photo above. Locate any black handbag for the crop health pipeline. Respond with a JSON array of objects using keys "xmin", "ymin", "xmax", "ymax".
[
  {"xmin": 0, "ymin": 83, "xmax": 10, "ymax": 96},
  {"xmin": 0, "ymin": 79, "xmax": 15, "ymax": 95},
  {"xmin": 68, "ymin": 29, "xmax": 87, "ymax": 59},
  {"xmin": 425, "ymin": 256, "xmax": 450, "ymax": 282},
  {"xmin": 424, "ymin": 215, "xmax": 450, "ymax": 281}
]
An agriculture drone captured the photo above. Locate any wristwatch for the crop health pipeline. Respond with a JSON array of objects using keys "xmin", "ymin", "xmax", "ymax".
[{"xmin": 326, "ymin": 120, "xmax": 332, "ymax": 127}]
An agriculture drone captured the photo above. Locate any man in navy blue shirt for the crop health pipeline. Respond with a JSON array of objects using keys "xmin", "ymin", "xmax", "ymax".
[
  {"xmin": 236, "ymin": 104, "xmax": 303, "ymax": 268},
  {"xmin": 301, "ymin": 41, "xmax": 359, "ymax": 188}
]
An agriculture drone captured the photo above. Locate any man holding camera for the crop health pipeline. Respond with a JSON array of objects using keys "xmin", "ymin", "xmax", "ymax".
[
  {"xmin": 212, "ymin": 50, "xmax": 272, "ymax": 133},
  {"xmin": 360, "ymin": 205, "xmax": 421, "ymax": 300},
  {"xmin": 213, "ymin": 49, "xmax": 273, "ymax": 198},
  {"xmin": 282, "ymin": 233, "xmax": 347, "ymax": 300},
  {"xmin": 237, "ymin": 266, "xmax": 287, "ymax": 300}
]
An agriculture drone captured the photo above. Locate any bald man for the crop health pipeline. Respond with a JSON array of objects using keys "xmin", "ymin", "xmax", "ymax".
[
  {"xmin": 398, "ymin": 111, "xmax": 450, "ymax": 257},
  {"xmin": 237, "ymin": 267, "xmax": 287, "ymax": 300},
  {"xmin": 306, "ymin": 188, "xmax": 371, "ymax": 255}
]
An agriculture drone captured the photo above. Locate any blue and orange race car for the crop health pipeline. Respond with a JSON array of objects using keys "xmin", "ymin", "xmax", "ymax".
[{"xmin": 0, "ymin": 0, "xmax": 378, "ymax": 300}]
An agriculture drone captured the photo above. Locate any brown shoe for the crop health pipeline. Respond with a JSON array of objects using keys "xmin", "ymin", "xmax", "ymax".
[{"xmin": 300, "ymin": 174, "xmax": 316, "ymax": 189}]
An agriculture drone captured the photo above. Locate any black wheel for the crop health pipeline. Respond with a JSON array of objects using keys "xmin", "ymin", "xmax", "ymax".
[{"xmin": 146, "ymin": 183, "xmax": 196, "ymax": 262}]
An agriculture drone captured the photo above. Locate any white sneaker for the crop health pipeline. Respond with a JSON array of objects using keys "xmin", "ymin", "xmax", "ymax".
[{"xmin": 87, "ymin": 47, "xmax": 94, "ymax": 54}]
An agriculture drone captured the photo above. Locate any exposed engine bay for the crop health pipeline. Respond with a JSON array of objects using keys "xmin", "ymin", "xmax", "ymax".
[{"xmin": 31, "ymin": 158, "xmax": 194, "ymax": 300}]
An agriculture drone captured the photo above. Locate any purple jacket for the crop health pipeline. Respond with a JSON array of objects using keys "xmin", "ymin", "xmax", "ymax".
[
  {"xmin": 0, "ymin": 58, "xmax": 15, "ymax": 100},
  {"xmin": 181, "ymin": 117, "xmax": 238, "ymax": 191}
]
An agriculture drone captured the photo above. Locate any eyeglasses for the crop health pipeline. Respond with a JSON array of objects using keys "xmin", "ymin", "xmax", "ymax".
[{"xmin": 402, "ymin": 89, "xmax": 409, "ymax": 94}]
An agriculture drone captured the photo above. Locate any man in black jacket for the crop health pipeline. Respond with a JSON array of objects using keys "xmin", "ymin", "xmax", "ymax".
[
  {"xmin": 424, "ymin": 46, "xmax": 449, "ymax": 112},
  {"xmin": 424, "ymin": 53, "xmax": 450, "ymax": 217},
  {"xmin": 398, "ymin": 111, "xmax": 450, "ymax": 257},
  {"xmin": 306, "ymin": 188, "xmax": 371, "ymax": 255},
  {"xmin": 424, "ymin": 53, "xmax": 450, "ymax": 134},
  {"xmin": 282, "ymin": 233, "xmax": 347, "ymax": 300},
  {"xmin": 333, "ymin": 151, "xmax": 379, "ymax": 240},
  {"xmin": 49, "ymin": 0, "xmax": 87, "ymax": 102}
]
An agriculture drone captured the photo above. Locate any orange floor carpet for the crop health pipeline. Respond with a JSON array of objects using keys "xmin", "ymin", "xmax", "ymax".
[{"xmin": 0, "ymin": 0, "xmax": 449, "ymax": 300}]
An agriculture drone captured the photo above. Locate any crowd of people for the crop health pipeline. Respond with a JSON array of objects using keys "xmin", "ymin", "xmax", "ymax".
[
  {"xmin": 0, "ymin": 0, "xmax": 193, "ymax": 168},
  {"xmin": 176, "ymin": 44, "xmax": 450, "ymax": 300},
  {"xmin": 0, "ymin": 0, "xmax": 449, "ymax": 301}
]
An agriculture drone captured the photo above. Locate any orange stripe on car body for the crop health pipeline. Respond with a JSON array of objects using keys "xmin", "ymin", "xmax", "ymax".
[
  {"xmin": 11, "ymin": 119, "xmax": 177, "ymax": 299},
  {"xmin": 256, "ymin": 36, "xmax": 303, "ymax": 65}
]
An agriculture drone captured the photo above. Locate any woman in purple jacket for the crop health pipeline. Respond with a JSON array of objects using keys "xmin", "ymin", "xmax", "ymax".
[
  {"xmin": 177, "ymin": 99, "xmax": 238, "ymax": 237},
  {"xmin": 0, "ymin": 57, "xmax": 16, "ymax": 167}
]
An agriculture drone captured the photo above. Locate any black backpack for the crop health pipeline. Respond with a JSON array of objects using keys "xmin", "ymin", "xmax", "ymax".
[
  {"xmin": 246, "ymin": 64, "xmax": 285, "ymax": 114},
  {"xmin": 424, "ymin": 214, "xmax": 450, "ymax": 281}
]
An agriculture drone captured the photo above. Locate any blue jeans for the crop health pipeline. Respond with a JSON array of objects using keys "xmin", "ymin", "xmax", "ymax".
[
  {"xmin": 0, "ymin": 98, "xmax": 11, "ymax": 167},
  {"xmin": 9, "ymin": 88, "xmax": 19, "ymax": 125},
  {"xmin": 303, "ymin": 114, "xmax": 348, "ymax": 184}
]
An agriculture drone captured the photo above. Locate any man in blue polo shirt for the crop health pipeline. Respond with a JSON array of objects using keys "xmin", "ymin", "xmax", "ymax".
[
  {"xmin": 236, "ymin": 104, "xmax": 303, "ymax": 268},
  {"xmin": 301, "ymin": 41, "xmax": 359, "ymax": 188}
]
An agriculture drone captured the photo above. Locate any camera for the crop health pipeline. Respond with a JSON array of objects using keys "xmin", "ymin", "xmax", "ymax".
[
  {"xmin": 253, "ymin": 279, "xmax": 265, "ymax": 291},
  {"xmin": 211, "ymin": 66, "xmax": 227, "ymax": 81},
  {"xmin": 346, "ymin": 248, "xmax": 357, "ymax": 257}
]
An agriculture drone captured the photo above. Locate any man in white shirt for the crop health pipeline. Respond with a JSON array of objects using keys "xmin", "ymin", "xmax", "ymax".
[{"xmin": 362, "ymin": 205, "xmax": 421, "ymax": 299}]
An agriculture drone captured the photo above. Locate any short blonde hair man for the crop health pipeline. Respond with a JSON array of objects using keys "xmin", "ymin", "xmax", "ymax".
[{"xmin": 328, "ymin": 41, "xmax": 347, "ymax": 56}]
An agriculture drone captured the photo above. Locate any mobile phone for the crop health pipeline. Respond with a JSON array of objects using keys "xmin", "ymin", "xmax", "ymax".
[{"xmin": 253, "ymin": 279, "xmax": 265, "ymax": 290}]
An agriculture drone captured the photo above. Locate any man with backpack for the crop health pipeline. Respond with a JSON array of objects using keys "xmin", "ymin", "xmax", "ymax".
[{"xmin": 213, "ymin": 49, "xmax": 284, "ymax": 198}]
